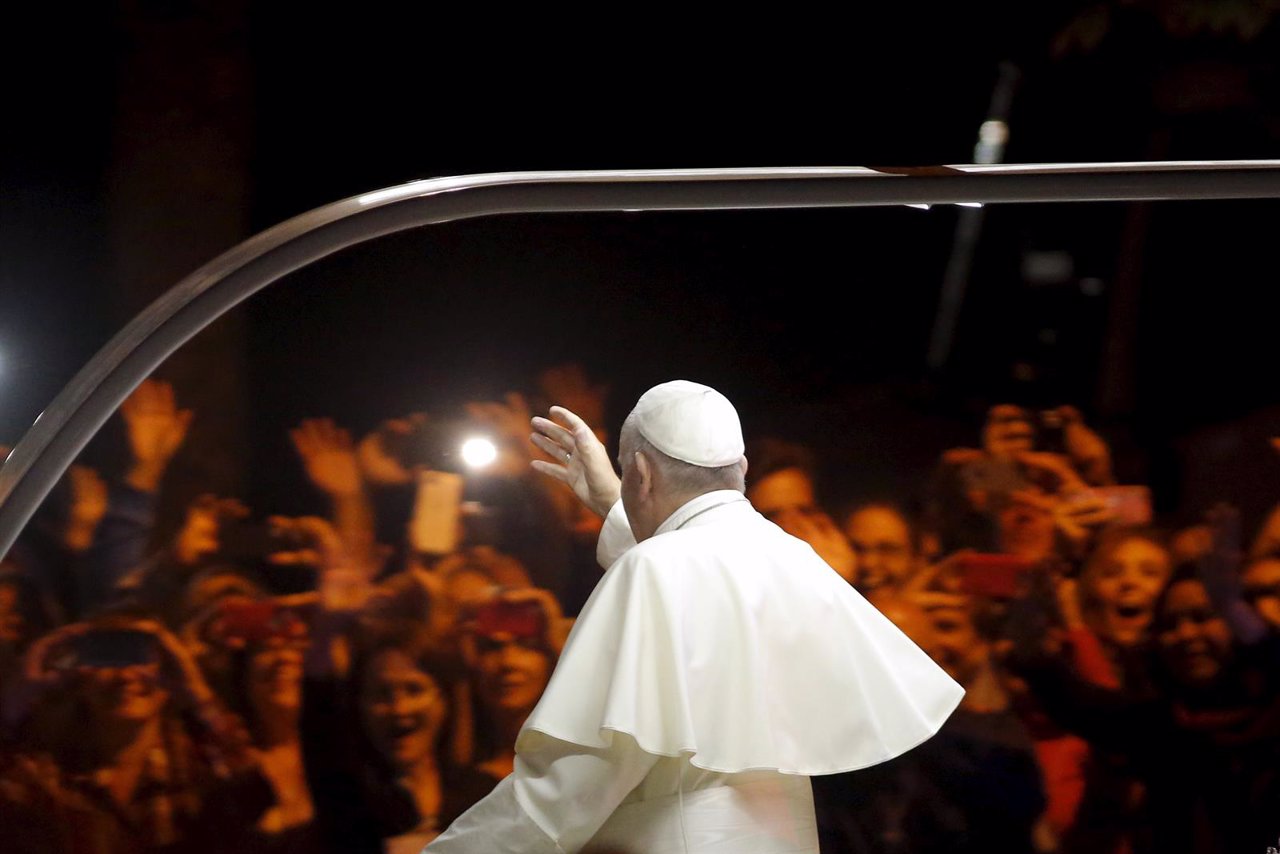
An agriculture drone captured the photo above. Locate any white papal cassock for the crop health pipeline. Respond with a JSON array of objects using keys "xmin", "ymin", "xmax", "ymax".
[{"xmin": 426, "ymin": 489, "xmax": 964, "ymax": 853}]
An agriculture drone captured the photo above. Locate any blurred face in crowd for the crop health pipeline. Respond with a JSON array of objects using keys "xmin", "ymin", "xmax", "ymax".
[
  {"xmin": 880, "ymin": 597, "xmax": 985, "ymax": 687},
  {"xmin": 844, "ymin": 506, "xmax": 915, "ymax": 591},
  {"xmin": 982, "ymin": 405, "xmax": 1036, "ymax": 459},
  {"xmin": 1084, "ymin": 536, "xmax": 1172, "ymax": 646},
  {"xmin": 923, "ymin": 605, "xmax": 987, "ymax": 687},
  {"xmin": 995, "ymin": 490, "xmax": 1056, "ymax": 560},
  {"xmin": 473, "ymin": 631, "xmax": 551, "ymax": 716},
  {"xmin": 1242, "ymin": 557, "xmax": 1280, "ymax": 631},
  {"xmin": 747, "ymin": 467, "xmax": 817, "ymax": 524},
  {"xmin": 360, "ymin": 649, "xmax": 447, "ymax": 771},
  {"xmin": 246, "ymin": 641, "xmax": 305, "ymax": 723},
  {"xmin": 1156, "ymin": 579, "xmax": 1233, "ymax": 690},
  {"xmin": 81, "ymin": 663, "xmax": 170, "ymax": 725}
]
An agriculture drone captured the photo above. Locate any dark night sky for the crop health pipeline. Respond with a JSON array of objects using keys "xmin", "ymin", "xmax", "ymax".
[{"xmin": 3, "ymin": 3, "xmax": 1280, "ymax": 525}]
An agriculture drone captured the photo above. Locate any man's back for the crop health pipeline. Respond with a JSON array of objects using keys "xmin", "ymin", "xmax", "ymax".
[{"xmin": 522, "ymin": 490, "xmax": 964, "ymax": 778}]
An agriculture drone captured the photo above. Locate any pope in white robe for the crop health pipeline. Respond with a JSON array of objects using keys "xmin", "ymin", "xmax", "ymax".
[{"xmin": 426, "ymin": 381, "xmax": 964, "ymax": 854}]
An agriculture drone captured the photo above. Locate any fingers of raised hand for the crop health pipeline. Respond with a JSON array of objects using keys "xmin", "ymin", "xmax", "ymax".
[
  {"xmin": 530, "ymin": 431, "xmax": 572, "ymax": 464},
  {"xmin": 547, "ymin": 406, "xmax": 591, "ymax": 436},
  {"xmin": 291, "ymin": 418, "xmax": 352, "ymax": 455}
]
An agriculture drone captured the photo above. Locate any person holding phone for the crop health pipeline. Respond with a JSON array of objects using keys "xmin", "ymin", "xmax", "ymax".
[
  {"xmin": 0, "ymin": 617, "xmax": 271, "ymax": 854},
  {"xmin": 460, "ymin": 589, "xmax": 563, "ymax": 785},
  {"xmin": 427, "ymin": 380, "xmax": 963, "ymax": 854}
]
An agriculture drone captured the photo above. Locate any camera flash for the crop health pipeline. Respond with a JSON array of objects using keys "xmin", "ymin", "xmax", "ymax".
[{"xmin": 461, "ymin": 436, "xmax": 498, "ymax": 469}]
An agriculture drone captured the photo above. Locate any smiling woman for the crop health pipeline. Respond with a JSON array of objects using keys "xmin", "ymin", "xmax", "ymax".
[{"xmin": 301, "ymin": 621, "xmax": 492, "ymax": 854}]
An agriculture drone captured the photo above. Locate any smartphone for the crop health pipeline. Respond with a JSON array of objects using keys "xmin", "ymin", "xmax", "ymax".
[
  {"xmin": 1092, "ymin": 486, "xmax": 1153, "ymax": 526},
  {"xmin": 65, "ymin": 629, "xmax": 160, "ymax": 669},
  {"xmin": 409, "ymin": 470, "xmax": 465, "ymax": 555},
  {"xmin": 473, "ymin": 599, "xmax": 546, "ymax": 639},
  {"xmin": 953, "ymin": 553, "xmax": 1036, "ymax": 599}
]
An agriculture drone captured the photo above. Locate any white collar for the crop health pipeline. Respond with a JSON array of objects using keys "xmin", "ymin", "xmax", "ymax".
[{"xmin": 653, "ymin": 490, "xmax": 750, "ymax": 538}]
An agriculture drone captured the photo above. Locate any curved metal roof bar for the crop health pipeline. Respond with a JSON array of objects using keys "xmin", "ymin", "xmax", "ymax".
[{"xmin": 3, "ymin": 161, "xmax": 1280, "ymax": 557}]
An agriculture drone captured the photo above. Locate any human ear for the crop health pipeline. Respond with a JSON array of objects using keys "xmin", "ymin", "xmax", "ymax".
[{"xmin": 634, "ymin": 451, "xmax": 654, "ymax": 499}]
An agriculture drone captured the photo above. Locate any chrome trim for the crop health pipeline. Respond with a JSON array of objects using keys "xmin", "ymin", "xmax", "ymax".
[{"xmin": 3, "ymin": 162, "xmax": 1280, "ymax": 556}]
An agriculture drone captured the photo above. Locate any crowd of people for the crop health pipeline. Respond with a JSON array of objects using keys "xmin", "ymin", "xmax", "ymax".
[{"xmin": 0, "ymin": 365, "xmax": 1277, "ymax": 854}]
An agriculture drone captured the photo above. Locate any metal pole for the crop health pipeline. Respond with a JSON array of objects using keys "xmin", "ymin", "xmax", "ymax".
[{"xmin": 926, "ymin": 61, "xmax": 1021, "ymax": 372}]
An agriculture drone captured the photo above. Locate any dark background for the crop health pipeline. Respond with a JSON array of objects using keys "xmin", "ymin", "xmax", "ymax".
[{"xmin": 3, "ymin": 2, "xmax": 1279, "ymax": 532}]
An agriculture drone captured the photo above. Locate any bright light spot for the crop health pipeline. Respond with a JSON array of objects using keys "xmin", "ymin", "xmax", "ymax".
[
  {"xmin": 905, "ymin": 203, "xmax": 931, "ymax": 210},
  {"xmin": 461, "ymin": 437, "xmax": 498, "ymax": 469},
  {"xmin": 957, "ymin": 202, "xmax": 984, "ymax": 208}
]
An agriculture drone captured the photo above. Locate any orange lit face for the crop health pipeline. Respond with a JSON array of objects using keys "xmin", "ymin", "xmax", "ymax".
[
  {"xmin": 996, "ymin": 490, "xmax": 1056, "ymax": 560},
  {"xmin": 845, "ymin": 507, "xmax": 914, "ymax": 591},
  {"xmin": 473, "ymin": 633, "xmax": 551, "ymax": 715},
  {"xmin": 359, "ymin": 649, "xmax": 447, "ymax": 771},
  {"xmin": 1084, "ymin": 537, "xmax": 1172, "ymax": 646},
  {"xmin": 80, "ymin": 664, "xmax": 169, "ymax": 723},
  {"xmin": 747, "ymin": 467, "xmax": 817, "ymax": 524},
  {"xmin": 1157, "ymin": 580, "xmax": 1232, "ymax": 689},
  {"xmin": 246, "ymin": 642, "xmax": 305, "ymax": 717}
]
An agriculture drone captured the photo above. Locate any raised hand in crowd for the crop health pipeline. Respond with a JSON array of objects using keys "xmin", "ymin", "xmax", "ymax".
[
  {"xmin": 121, "ymin": 378, "xmax": 194, "ymax": 493},
  {"xmin": 536, "ymin": 363, "xmax": 609, "ymax": 441},
  {"xmin": 267, "ymin": 515, "xmax": 379, "ymax": 681},
  {"xmin": 357, "ymin": 413, "xmax": 427, "ymax": 487},
  {"xmin": 290, "ymin": 418, "xmax": 364, "ymax": 498},
  {"xmin": 266, "ymin": 515, "xmax": 374, "ymax": 579},
  {"xmin": 290, "ymin": 417, "xmax": 379, "ymax": 571},
  {"xmin": 465, "ymin": 392, "xmax": 536, "ymax": 477},
  {"xmin": 173, "ymin": 494, "xmax": 249, "ymax": 566},
  {"xmin": 1050, "ymin": 489, "xmax": 1115, "ymax": 557},
  {"xmin": 1049, "ymin": 405, "xmax": 1115, "ymax": 486},
  {"xmin": 63, "ymin": 465, "xmax": 109, "ymax": 553},
  {"xmin": 1014, "ymin": 449, "xmax": 1091, "ymax": 496}
]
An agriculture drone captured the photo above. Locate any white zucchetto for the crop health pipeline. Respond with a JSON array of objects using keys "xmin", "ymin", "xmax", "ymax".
[{"xmin": 630, "ymin": 380, "xmax": 745, "ymax": 468}]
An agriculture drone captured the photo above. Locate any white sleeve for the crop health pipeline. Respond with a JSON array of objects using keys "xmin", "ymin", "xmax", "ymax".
[
  {"xmin": 595, "ymin": 499, "xmax": 637, "ymax": 570},
  {"xmin": 426, "ymin": 733, "xmax": 658, "ymax": 854}
]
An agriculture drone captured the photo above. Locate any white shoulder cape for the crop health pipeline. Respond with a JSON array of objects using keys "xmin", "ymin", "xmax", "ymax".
[{"xmin": 518, "ymin": 491, "xmax": 964, "ymax": 775}]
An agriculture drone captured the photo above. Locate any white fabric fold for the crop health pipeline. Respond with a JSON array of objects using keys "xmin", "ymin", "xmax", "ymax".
[
  {"xmin": 425, "ymin": 772, "xmax": 561, "ymax": 854},
  {"xmin": 523, "ymin": 491, "xmax": 965, "ymax": 775}
]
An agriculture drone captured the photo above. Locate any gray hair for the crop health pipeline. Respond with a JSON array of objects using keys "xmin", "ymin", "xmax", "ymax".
[{"xmin": 619, "ymin": 415, "xmax": 745, "ymax": 495}]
